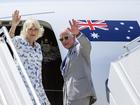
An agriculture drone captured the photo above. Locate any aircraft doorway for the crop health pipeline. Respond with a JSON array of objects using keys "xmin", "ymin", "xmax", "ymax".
[
  {"xmin": 0, "ymin": 20, "xmax": 64, "ymax": 105},
  {"xmin": 37, "ymin": 21, "xmax": 64, "ymax": 105}
]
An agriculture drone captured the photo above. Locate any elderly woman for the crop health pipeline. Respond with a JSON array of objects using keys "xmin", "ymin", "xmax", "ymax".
[{"xmin": 9, "ymin": 10, "xmax": 51, "ymax": 105}]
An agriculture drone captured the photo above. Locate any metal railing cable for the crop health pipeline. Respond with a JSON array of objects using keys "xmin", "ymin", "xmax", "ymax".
[{"xmin": 0, "ymin": 26, "xmax": 41, "ymax": 105}]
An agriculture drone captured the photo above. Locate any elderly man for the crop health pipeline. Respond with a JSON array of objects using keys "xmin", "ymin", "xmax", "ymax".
[{"xmin": 60, "ymin": 19, "xmax": 97, "ymax": 105}]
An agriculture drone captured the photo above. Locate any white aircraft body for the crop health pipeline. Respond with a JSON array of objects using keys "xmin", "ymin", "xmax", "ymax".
[{"xmin": 0, "ymin": 0, "xmax": 140, "ymax": 105}]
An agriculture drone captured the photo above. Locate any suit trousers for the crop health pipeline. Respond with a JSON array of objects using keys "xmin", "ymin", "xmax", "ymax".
[{"xmin": 64, "ymin": 96, "xmax": 90, "ymax": 105}]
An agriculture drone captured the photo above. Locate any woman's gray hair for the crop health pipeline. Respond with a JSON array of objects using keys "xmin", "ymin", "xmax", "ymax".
[{"xmin": 20, "ymin": 18, "xmax": 44, "ymax": 40}]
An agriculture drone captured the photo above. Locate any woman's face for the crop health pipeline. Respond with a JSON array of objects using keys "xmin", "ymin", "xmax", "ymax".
[{"xmin": 26, "ymin": 25, "xmax": 39, "ymax": 42}]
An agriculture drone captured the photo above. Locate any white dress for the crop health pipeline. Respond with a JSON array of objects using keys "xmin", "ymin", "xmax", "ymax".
[{"xmin": 12, "ymin": 36, "xmax": 51, "ymax": 105}]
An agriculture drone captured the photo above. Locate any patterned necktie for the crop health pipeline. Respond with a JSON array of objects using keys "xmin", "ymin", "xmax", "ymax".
[{"xmin": 61, "ymin": 55, "xmax": 68, "ymax": 75}]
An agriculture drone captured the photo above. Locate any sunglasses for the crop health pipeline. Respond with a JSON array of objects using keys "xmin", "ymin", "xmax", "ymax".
[{"xmin": 59, "ymin": 36, "xmax": 69, "ymax": 42}]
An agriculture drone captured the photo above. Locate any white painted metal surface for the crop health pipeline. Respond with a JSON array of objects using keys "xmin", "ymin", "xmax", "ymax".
[{"xmin": 108, "ymin": 41, "xmax": 140, "ymax": 105}]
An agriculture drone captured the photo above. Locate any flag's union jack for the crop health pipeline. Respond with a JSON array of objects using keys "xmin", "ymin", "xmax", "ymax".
[
  {"xmin": 78, "ymin": 20, "xmax": 109, "ymax": 30},
  {"xmin": 78, "ymin": 20, "xmax": 140, "ymax": 41}
]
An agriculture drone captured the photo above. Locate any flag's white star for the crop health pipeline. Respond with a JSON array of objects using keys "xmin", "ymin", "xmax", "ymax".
[
  {"xmin": 129, "ymin": 26, "xmax": 134, "ymax": 29},
  {"xmin": 120, "ymin": 22, "xmax": 125, "ymax": 25},
  {"xmin": 128, "ymin": 30, "xmax": 131, "ymax": 32},
  {"xmin": 126, "ymin": 36, "xmax": 131, "ymax": 40},
  {"xmin": 91, "ymin": 32, "xmax": 99, "ymax": 39},
  {"xmin": 114, "ymin": 27, "xmax": 119, "ymax": 30}
]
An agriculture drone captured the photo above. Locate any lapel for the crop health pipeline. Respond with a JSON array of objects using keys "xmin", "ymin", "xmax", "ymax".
[{"xmin": 61, "ymin": 41, "xmax": 79, "ymax": 76}]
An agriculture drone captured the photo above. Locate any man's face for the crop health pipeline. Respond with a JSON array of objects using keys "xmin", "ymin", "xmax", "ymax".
[{"xmin": 59, "ymin": 31, "xmax": 74, "ymax": 49}]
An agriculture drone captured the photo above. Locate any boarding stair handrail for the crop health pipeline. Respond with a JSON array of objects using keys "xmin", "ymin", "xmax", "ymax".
[
  {"xmin": 0, "ymin": 26, "xmax": 41, "ymax": 105},
  {"xmin": 121, "ymin": 35, "xmax": 140, "ymax": 58}
]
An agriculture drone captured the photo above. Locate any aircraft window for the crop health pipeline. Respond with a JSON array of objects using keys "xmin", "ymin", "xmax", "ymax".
[{"xmin": 0, "ymin": 20, "xmax": 63, "ymax": 105}]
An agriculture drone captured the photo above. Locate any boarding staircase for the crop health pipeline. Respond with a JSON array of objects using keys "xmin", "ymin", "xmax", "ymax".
[
  {"xmin": 107, "ymin": 35, "xmax": 140, "ymax": 105},
  {"xmin": 0, "ymin": 26, "xmax": 41, "ymax": 105}
]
